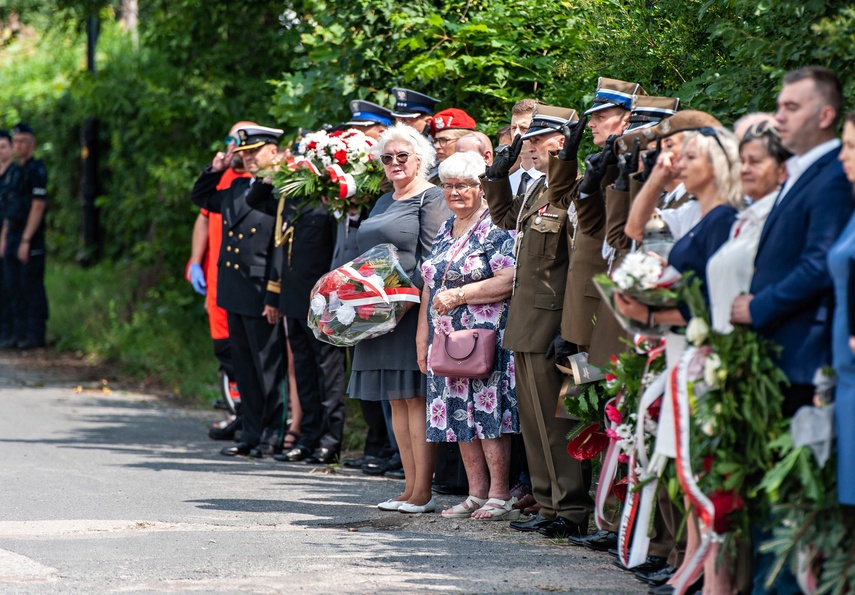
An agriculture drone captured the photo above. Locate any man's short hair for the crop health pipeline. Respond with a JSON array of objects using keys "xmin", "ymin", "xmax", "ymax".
[
  {"xmin": 497, "ymin": 124, "xmax": 511, "ymax": 144},
  {"xmin": 783, "ymin": 66, "xmax": 843, "ymax": 126},
  {"xmin": 511, "ymin": 99, "xmax": 537, "ymax": 117},
  {"xmin": 0, "ymin": 130, "xmax": 10, "ymax": 143}
]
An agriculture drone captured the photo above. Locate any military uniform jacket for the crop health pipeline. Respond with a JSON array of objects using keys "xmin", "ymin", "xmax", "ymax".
[
  {"xmin": 245, "ymin": 182, "xmax": 336, "ymax": 319},
  {"xmin": 191, "ymin": 166, "xmax": 278, "ymax": 317},
  {"xmin": 483, "ymin": 174, "xmax": 567, "ymax": 353},
  {"xmin": 546, "ymin": 155, "xmax": 615, "ymax": 347}
]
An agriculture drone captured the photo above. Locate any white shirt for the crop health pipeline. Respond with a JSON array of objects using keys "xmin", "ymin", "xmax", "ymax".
[
  {"xmin": 660, "ymin": 182, "xmax": 687, "ymax": 209},
  {"xmin": 776, "ymin": 138, "xmax": 841, "ymax": 204},
  {"xmin": 657, "ymin": 201, "xmax": 702, "ymax": 241},
  {"xmin": 706, "ymin": 192, "xmax": 775, "ymax": 333},
  {"xmin": 509, "ymin": 166, "xmax": 544, "ymax": 196}
]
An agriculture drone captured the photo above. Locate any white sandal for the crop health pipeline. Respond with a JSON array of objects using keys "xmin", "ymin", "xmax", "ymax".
[
  {"xmin": 440, "ymin": 495, "xmax": 488, "ymax": 518},
  {"xmin": 472, "ymin": 497, "xmax": 520, "ymax": 521}
]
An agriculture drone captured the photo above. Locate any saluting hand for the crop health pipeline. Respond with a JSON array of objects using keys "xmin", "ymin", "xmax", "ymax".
[
  {"xmin": 211, "ymin": 144, "xmax": 236, "ymax": 172},
  {"xmin": 614, "ymin": 138, "xmax": 640, "ymax": 192},
  {"xmin": 640, "ymin": 139, "xmax": 661, "ymax": 182},
  {"xmin": 486, "ymin": 134, "xmax": 523, "ymax": 179},
  {"xmin": 558, "ymin": 114, "xmax": 588, "ymax": 161}
]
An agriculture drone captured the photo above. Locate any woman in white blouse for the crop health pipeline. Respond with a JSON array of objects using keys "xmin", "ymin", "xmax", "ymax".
[{"xmin": 708, "ymin": 121, "xmax": 790, "ymax": 333}]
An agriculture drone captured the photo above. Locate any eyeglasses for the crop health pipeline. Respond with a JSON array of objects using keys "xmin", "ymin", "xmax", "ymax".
[
  {"xmin": 441, "ymin": 182, "xmax": 480, "ymax": 193},
  {"xmin": 434, "ymin": 137, "xmax": 459, "ymax": 148},
  {"xmin": 696, "ymin": 127, "xmax": 733, "ymax": 167},
  {"xmin": 380, "ymin": 152, "xmax": 411, "ymax": 165},
  {"xmin": 224, "ymin": 135, "xmax": 238, "ymax": 146}
]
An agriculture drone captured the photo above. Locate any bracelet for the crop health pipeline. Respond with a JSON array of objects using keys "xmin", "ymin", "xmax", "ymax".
[{"xmin": 647, "ymin": 307, "xmax": 655, "ymax": 327}]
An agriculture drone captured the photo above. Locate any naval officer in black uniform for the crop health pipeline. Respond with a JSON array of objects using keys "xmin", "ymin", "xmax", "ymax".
[{"xmin": 191, "ymin": 125, "xmax": 286, "ymax": 458}]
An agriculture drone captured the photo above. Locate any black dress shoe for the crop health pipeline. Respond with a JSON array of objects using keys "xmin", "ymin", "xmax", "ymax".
[
  {"xmin": 510, "ymin": 513, "xmax": 553, "ymax": 532},
  {"xmin": 273, "ymin": 446, "xmax": 312, "ymax": 462},
  {"xmin": 613, "ymin": 555, "xmax": 667, "ymax": 574},
  {"xmin": 567, "ymin": 529, "xmax": 618, "ymax": 550},
  {"xmin": 636, "ymin": 564, "xmax": 676, "ymax": 586},
  {"xmin": 431, "ymin": 483, "xmax": 469, "ymax": 496},
  {"xmin": 343, "ymin": 455, "xmax": 380, "ymax": 469},
  {"xmin": 537, "ymin": 517, "xmax": 584, "ymax": 539},
  {"xmin": 305, "ymin": 447, "xmax": 338, "ymax": 465},
  {"xmin": 385, "ymin": 467, "xmax": 406, "ymax": 479},
  {"xmin": 220, "ymin": 442, "xmax": 254, "ymax": 457},
  {"xmin": 208, "ymin": 416, "xmax": 241, "ymax": 441},
  {"xmin": 648, "ymin": 576, "xmax": 702, "ymax": 595},
  {"xmin": 363, "ymin": 455, "xmax": 402, "ymax": 476}
]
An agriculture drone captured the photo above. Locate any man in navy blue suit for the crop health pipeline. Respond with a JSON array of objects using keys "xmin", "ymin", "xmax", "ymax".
[
  {"xmin": 733, "ymin": 66, "xmax": 851, "ymax": 413},
  {"xmin": 731, "ymin": 65, "xmax": 852, "ymax": 594}
]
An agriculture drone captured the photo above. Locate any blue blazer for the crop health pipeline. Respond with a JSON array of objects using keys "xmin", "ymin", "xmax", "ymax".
[{"xmin": 750, "ymin": 145, "xmax": 853, "ymax": 385}]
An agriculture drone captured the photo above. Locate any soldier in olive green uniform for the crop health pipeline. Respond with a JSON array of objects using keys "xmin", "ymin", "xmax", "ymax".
[{"xmin": 482, "ymin": 105, "xmax": 592, "ymax": 539}]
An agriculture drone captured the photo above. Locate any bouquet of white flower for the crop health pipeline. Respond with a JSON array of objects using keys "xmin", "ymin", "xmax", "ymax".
[{"xmin": 593, "ymin": 251, "xmax": 683, "ymax": 336}]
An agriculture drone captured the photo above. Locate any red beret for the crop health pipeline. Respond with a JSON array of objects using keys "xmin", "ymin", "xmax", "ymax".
[{"xmin": 430, "ymin": 108, "xmax": 476, "ymax": 136}]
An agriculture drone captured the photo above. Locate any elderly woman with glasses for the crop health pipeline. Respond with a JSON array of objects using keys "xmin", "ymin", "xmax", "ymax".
[
  {"xmin": 707, "ymin": 121, "xmax": 790, "ymax": 333},
  {"xmin": 350, "ymin": 124, "xmax": 451, "ymax": 514},
  {"xmin": 415, "ymin": 151, "xmax": 519, "ymax": 520}
]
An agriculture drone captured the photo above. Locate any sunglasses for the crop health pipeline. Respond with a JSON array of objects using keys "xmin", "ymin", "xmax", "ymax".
[
  {"xmin": 224, "ymin": 135, "xmax": 238, "ymax": 146},
  {"xmin": 696, "ymin": 127, "xmax": 733, "ymax": 167},
  {"xmin": 380, "ymin": 152, "xmax": 412, "ymax": 165},
  {"xmin": 441, "ymin": 182, "xmax": 480, "ymax": 193}
]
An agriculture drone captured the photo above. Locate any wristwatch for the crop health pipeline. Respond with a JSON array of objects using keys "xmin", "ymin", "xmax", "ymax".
[{"xmin": 458, "ymin": 288, "xmax": 466, "ymax": 304}]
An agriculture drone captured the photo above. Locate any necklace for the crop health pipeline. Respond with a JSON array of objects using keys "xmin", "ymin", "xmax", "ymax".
[{"xmin": 451, "ymin": 204, "xmax": 487, "ymax": 238}]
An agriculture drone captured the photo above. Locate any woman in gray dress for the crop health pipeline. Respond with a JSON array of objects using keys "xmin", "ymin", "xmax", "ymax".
[{"xmin": 349, "ymin": 124, "xmax": 451, "ymax": 513}]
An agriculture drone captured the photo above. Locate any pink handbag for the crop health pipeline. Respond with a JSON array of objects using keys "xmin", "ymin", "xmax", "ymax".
[
  {"xmin": 429, "ymin": 327, "xmax": 496, "ymax": 379},
  {"xmin": 427, "ymin": 210, "xmax": 501, "ymax": 379}
]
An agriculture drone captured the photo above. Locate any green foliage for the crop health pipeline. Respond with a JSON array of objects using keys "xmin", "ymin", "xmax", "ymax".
[{"xmin": 45, "ymin": 260, "xmax": 219, "ymax": 398}]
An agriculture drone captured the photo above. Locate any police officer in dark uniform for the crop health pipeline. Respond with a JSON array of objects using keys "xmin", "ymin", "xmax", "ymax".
[
  {"xmin": 191, "ymin": 125, "xmax": 286, "ymax": 458},
  {"xmin": 0, "ymin": 130, "xmax": 15, "ymax": 346},
  {"xmin": 242, "ymin": 133, "xmax": 340, "ymax": 464},
  {"xmin": 1, "ymin": 123, "xmax": 49, "ymax": 349},
  {"xmin": 390, "ymin": 87, "xmax": 440, "ymax": 135}
]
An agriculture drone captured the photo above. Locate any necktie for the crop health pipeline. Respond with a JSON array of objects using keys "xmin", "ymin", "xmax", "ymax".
[{"xmin": 517, "ymin": 171, "xmax": 532, "ymax": 198}]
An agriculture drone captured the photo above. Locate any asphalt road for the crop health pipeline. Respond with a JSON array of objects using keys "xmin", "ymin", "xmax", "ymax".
[{"xmin": 0, "ymin": 381, "xmax": 646, "ymax": 594}]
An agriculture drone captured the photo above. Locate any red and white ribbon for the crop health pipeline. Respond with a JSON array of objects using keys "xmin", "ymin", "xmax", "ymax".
[
  {"xmin": 337, "ymin": 266, "xmax": 420, "ymax": 306},
  {"xmin": 286, "ymin": 156, "xmax": 321, "ymax": 176},
  {"xmin": 669, "ymin": 346, "xmax": 717, "ymax": 595},
  {"xmin": 326, "ymin": 164, "xmax": 357, "ymax": 200}
]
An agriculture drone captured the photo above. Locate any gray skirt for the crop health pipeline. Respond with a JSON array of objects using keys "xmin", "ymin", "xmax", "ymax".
[{"xmin": 348, "ymin": 368, "xmax": 427, "ymax": 401}]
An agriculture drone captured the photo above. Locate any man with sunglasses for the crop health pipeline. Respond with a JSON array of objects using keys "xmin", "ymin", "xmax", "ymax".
[
  {"xmin": 187, "ymin": 121, "xmax": 255, "ymax": 440},
  {"xmin": 191, "ymin": 124, "xmax": 287, "ymax": 459}
]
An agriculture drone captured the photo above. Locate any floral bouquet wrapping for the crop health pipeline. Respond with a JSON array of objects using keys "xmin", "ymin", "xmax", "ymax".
[
  {"xmin": 593, "ymin": 251, "xmax": 683, "ymax": 337},
  {"xmin": 308, "ymin": 244, "xmax": 420, "ymax": 347},
  {"xmin": 272, "ymin": 128, "xmax": 384, "ymax": 214}
]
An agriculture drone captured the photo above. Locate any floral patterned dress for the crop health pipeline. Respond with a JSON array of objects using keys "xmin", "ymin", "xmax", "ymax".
[{"xmin": 420, "ymin": 213, "xmax": 519, "ymax": 443}]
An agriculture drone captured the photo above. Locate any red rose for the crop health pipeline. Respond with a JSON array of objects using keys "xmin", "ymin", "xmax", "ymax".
[
  {"xmin": 322, "ymin": 325, "xmax": 335, "ymax": 336},
  {"xmin": 357, "ymin": 263, "xmax": 375, "ymax": 277},
  {"xmin": 357, "ymin": 305, "xmax": 375, "ymax": 319},
  {"xmin": 329, "ymin": 130, "xmax": 343, "ymax": 138},
  {"xmin": 306, "ymin": 141, "xmax": 317, "ymax": 150},
  {"xmin": 333, "ymin": 150, "xmax": 348, "ymax": 166}
]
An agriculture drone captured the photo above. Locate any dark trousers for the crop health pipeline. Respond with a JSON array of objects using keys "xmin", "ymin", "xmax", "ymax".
[
  {"xmin": 359, "ymin": 399, "xmax": 390, "ymax": 458},
  {"xmin": 287, "ymin": 316, "xmax": 346, "ymax": 453},
  {"xmin": 212, "ymin": 337, "xmax": 235, "ymax": 380},
  {"xmin": 3, "ymin": 233, "xmax": 48, "ymax": 342},
  {"xmin": 227, "ymin": 311, "xmax": 284, "ymax": 447}
]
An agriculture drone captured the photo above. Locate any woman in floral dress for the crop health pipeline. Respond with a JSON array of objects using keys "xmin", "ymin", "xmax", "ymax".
[{"xmin": 416, "ymin": 151, "xmax": 520, "ymax": 520}]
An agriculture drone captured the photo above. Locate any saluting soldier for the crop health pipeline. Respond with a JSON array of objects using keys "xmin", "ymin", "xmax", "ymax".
[
  {"xmin": 482, "ymin": 104, "xmax": 593, "ymax": 540},
  {"xmin": 191, "ymin": 124, "xmax": 286, "ymax": 458}
]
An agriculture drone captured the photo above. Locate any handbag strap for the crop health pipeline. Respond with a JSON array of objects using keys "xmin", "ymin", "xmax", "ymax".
[
  {"xmin": 434, "ymin": 208, "xmax": 505, "ymax": 330},
  {"xmin": 438, "ymin": 208, "xmax": 489, "ymax": 287}
]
